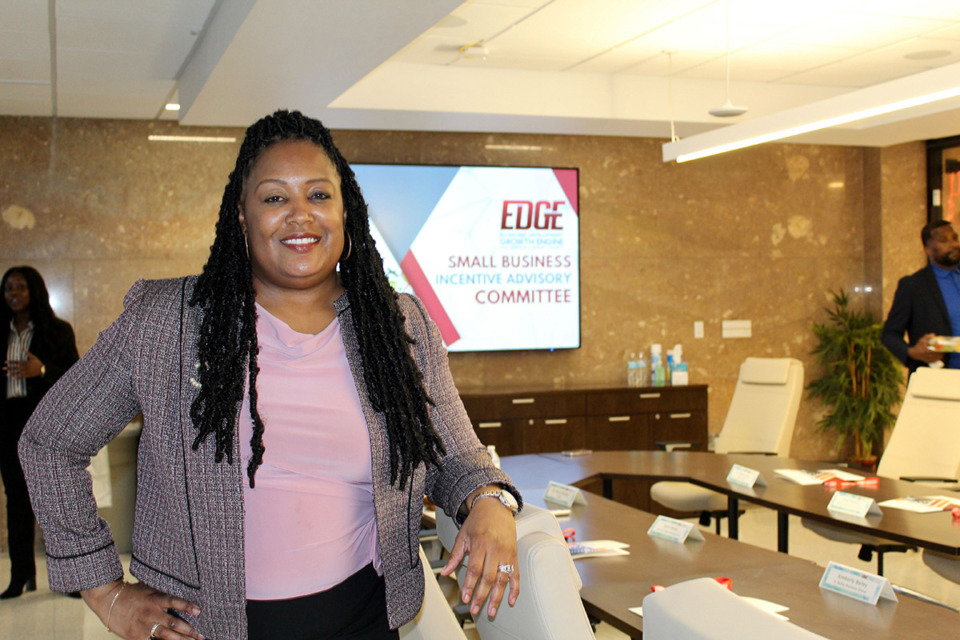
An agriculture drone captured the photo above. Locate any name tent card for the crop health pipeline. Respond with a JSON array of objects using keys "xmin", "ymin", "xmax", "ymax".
[
  {"xmin": 647, "ymin": 515, "xmax": 705, "ymax": 544},
  {"xmin": 819, "ymin": 561, "xmax": 898, "ymax": 605},
  {"xmin": 827, "ymin": 491, "xmax": 882, "ymax": 518},
  {"xmin": 726, "ymin": 464, "xmax": 767, "ymax": 488},
  {"xmin": 544, "ymin": 481, "xmax": 587, "ymax": 508}
]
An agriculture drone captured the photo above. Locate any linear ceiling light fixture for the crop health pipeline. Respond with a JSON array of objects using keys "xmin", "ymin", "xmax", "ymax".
[
  {"xmin": 148, "ymin": 135, "xmax": 237, "ymax": 143},
  {"xmin": 663, "ymin": 60, "xmax": 960, "ymax": 163}
]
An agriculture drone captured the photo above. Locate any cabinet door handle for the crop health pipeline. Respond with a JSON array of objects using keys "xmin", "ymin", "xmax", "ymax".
[
  {"xmin": 511, "ymin": 398, "xmax": 535, "ymax": 405},
  {"xmin": 478, "ymin": 421, "xmax": 502, "ymax": 429},
  {"xmin": 669, "ymin": 413, "xmax": 692, "ymax": 419},
  {"xmin": 639, "ymin": 393, "xmax": 661, "ymax": 399},
  {"xmin": 607, "ymin": 416, "xmax": 630, "ymax": 423},
  {"xmin": 545, "ymin": 418, "xmax": 568, "ymax": 425}
]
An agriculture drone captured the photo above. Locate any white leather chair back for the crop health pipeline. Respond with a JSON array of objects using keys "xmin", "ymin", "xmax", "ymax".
[
  {"xmin": 643, "ymin": 578, "xmax": 828, "ymax": 640},
  {"xmin": 436, "ymin": 504, "xmax": 594, "ymax": 640},
  {"xmin": 878, "ymin": 367, "xmax": 960, "ymax": 481},
  {"xmin": 398, "ymin": 546, "xmax": 469, "ymax": 640},
  {"xmin": 715, "ymin": 357, "xmax": 804, "ymax": 456}
]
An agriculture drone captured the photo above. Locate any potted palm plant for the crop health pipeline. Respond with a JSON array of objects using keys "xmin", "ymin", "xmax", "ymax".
[{"xmin": 807, "ymin": 290, "xmax": 904, "ymax": 468}]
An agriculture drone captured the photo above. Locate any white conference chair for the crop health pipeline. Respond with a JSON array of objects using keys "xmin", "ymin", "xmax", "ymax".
[
  {"xmin": 642, "ymin": 577, "xmax": 828, "ymax": 640},
  {"xmin": 398, "ymin": 546, "xmax": 470, "ymax": 640},
  {"xmin": 802, "ymin": 367, "xmax": 960, "ymax": 575},
  {"xmin": 436, "ymin": 503, "xmax": 595, "ymax": 640},
  {"xmin": 922, "ymin": 548, "xmax": 960, "ymax": 586},
  {"xmin": 650, "ymin": 357, "xmax": 804, "ymax": 532}
]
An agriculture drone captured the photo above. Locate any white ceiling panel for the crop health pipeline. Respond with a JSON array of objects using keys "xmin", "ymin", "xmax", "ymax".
[
  {"xmin": 57, "ymin": 18, "xmax": 200, "ymax": 55},
  {"xmin": 58, "ymin": 50, "xmax": 179, "ymax": 83},
  {"xmin": 868, "ymin": 0, "xmax": 960, "ymax": 21},
  {"xmin": 0, "ymin": 2, "xmax": 49, "ymax": 33},
  {"xmin": 776, "ymin": 12, "xmax": 952, "ymax": 48},
  {"xmin": 0, "ymin": 31, "xmax": 51, "ymax": 82},
  {"xmin": 428, "ymin": 2, "xmax": 532, "ymax": 46},
  {"xmin": 615, "ymin": 49, "xmax": 719, "ymax": 77},
  {"xmin": 783, "ymin": 55, "xmax": 931, "ymax": 88},
  {"xmin": 924, "ymin": 24, "xmax": 960, "ymax": 41},
  {"xmin": 0, "ymin": 83, "xmax": 52, "ymax": 117},
  {"xmin": 57, "ymin": 80, "xmax": 176, "ymax": 119},
  {"xmin": 3, "ymin": 0, "xmax": 960, "ymax": 151},
  {"xmin": 55, "ymin": 0, "xmax": 212, "ymax": 27},
  {"xmin": 571, "ymin": 43, "xmax": 666, "ymax": 74}
]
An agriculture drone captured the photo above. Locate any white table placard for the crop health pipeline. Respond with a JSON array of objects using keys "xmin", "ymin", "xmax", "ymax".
[
  {"xmin": 819, "ymin": 561, "xmax": 897, "ymax": 605},
  {"xmin": 647, "ymin": 515, "xmax": 705, "ymax": 544},
  {"xmin": 726, "ymin": 464, "xmax": 767, "ymax": 488},
  {"xmin": 544, "ymin": 480, "xmax": 587, "ymax": 508},
  {"xmin": 827, "ymin": 491, "xmax": 882, "ymax": 518}
]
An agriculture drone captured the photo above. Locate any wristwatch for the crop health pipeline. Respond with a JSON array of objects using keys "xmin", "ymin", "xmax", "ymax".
[{"xmin": 470, "ymin": 488, "xmax": 519, "ymax": 516}]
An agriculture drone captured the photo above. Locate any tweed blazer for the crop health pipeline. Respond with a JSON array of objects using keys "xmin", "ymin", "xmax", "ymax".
[
  {"xmin": 881, "ymin": 264, "xmax": 954, "ymax": 373},
  {"xmin": 20, "ymin": 276, "xmax": 520, "ymax": 639}
]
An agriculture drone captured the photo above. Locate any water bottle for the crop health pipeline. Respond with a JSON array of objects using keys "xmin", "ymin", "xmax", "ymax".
[
  {"xmin": 626, "ymin": 351, "xmax": 638, "ymax": 387},
  {"xmin": 635, "ymin": 356, "xmax": 648, "ymax": 388},
  {"xmin": 487, "ymin": 444, "xmax": 501, "ymax": 469}
]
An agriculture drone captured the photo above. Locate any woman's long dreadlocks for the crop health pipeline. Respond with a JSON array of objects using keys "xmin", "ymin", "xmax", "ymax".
[{"xmin": 190, "ymin": 109, "xmax": 446, "ymax": 489}]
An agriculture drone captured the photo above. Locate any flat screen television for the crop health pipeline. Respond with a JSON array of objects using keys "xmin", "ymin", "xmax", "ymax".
[{"xmin": 353, "ymin": 164, "xmax": 580, "ymax": 353}]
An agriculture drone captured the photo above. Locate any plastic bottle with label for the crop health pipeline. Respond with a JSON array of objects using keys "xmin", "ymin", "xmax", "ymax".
[
  {"xmin": 635, "ymin": 353, "xmax": 648, "ymax": 388},
  {"xmin": 651, "ymin": 344, "xmax": 666, "ymax": 387}
]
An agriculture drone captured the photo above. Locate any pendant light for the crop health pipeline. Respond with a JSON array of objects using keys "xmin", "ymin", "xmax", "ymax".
[{"xmin": 709, "ymin": 0, "xmax": 747, "ymax": 117}]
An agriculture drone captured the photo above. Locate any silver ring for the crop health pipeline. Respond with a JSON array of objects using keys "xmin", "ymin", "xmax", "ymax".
[
  {"xmin": 497, "ymin": 563, "xmax": 515, "ymax": 574},
  {"xmin": 149, "ymin": 622, "xmax": 162, "ymax": 638}
]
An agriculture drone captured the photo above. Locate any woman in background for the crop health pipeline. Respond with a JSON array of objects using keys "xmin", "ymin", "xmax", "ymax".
[
  {"xmin": 20, "ymin": 111, "xmax": 520, "ymax": 640},
  {"xmin": 1, "ymin": 266, "xmax": 78, "ymax": 599}
]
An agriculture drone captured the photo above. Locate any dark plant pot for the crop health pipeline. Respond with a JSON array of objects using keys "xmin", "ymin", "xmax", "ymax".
[{"xmin": 845, "ymin": 456, "xmax": 878, "ymax": 473}]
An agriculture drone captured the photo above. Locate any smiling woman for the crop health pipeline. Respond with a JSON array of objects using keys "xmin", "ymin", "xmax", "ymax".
[
  {"xmin": 1, "ymin": 266, "xmax": 78, "ymax": 600},
  {"xmin": 18, "ymin": 110, "xmax": 522, "ymax": 640},
  {"xmin": 238, "ymin": 139, "xmax": 347, "ymax": 332}
]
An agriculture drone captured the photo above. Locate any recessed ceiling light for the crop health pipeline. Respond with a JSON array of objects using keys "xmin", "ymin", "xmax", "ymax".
[
  {"xmin": 904, "ymin": 50, "xmax": 951, "ymax": 61},
  {"xmin": 828, "ymin": 181, "xmax": 844, "ymax": 189},
  {"xmin": 165, "ymin": 103, "xmax": 181, "ymax": 111}
]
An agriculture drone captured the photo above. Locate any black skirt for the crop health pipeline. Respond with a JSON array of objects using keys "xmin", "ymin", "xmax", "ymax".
[{"xmin": 246, "ymin": 563, "xmax": 399, "ymax": 640}]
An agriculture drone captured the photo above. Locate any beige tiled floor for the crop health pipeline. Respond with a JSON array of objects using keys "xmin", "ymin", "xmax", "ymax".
[{"xmin": 2, "ymin": 507, "xmax": 959, "ymax": 638}]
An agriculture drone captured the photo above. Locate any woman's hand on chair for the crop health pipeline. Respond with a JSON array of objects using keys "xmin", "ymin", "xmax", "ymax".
[{"xmin": 441, "ymin": 497, "xmax": 520, "ymax": 618}]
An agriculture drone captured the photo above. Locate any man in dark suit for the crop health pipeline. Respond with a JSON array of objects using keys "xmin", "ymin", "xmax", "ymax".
[{"xmin": 882, "ymin": 220, "xmax": 960, "ymax": 374}]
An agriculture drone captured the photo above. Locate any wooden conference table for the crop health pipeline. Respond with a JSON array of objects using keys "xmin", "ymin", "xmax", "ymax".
[
  {"xmin": 504, "ymin": 450, "xmax": 960, "ymax": 556},
  {"xmin": 500, "ymin": 452, "xmax": 960, "ymax": 640}
]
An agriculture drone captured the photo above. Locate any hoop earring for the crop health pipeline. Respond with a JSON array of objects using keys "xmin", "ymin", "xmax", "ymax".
[{"xmin": 341, "ymin": 231, "xmax": 352, "ymax": 262}]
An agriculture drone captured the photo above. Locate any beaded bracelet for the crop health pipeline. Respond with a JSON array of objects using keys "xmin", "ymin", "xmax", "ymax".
[{"xmin": 106, "ymin": 582, "xmax": 128, "ymax": 634}]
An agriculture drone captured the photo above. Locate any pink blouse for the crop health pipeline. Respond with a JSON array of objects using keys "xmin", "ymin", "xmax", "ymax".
[{"xmin": 239, "ymin": 304, "xmax": 379, "ymax": 600}]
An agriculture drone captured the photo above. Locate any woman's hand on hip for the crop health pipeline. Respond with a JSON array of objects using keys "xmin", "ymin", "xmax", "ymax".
[
  {"xmin": 440, "ymin": 497, "xmax": 519, "ymax": 618},
  {"xmin": 83, "ymin": 580, "xmax": 205, "ymax": 640}
]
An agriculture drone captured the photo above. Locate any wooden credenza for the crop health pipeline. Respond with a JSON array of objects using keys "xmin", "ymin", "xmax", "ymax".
[
  {"xmin": 460, "ymin": 384, "xmax": 709, "ymax": 513},
  {"xmin": 459, "ymin": 384, "xmax": 708, "ymax": 457}
]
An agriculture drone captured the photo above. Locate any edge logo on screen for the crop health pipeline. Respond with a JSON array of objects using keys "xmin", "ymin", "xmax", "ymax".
[{"xmin": 501, "ymin": 200, "xmax": 565, "ymax": 230}]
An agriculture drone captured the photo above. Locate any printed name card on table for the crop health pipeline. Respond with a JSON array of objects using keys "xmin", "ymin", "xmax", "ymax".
[
  {"xmin": 726, "ymin": 464, "xmax": 767, "ymax": 488},
  {"xmin": 647, "ymin": 515, "xmax": 705, "ymax": 544},
  {"xmin": 544, "ymin": 481, "xmax": 587, "ymax": 508},
  {"xmin": 827, "ymin": 491, "xmax": 882, "ymax": 518},
  {"xmin": 819, "ymin": 561, "xmax": 897, "ymax": 605}
]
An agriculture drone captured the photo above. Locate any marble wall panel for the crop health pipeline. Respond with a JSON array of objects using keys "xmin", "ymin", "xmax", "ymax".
[
  {"xmin": 0, "ymin": 116, "xmax": 928, "ymax": 460},
  {"xmin": 880, "ymin": 142, "xmax": 928, "ymax": 315}
]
